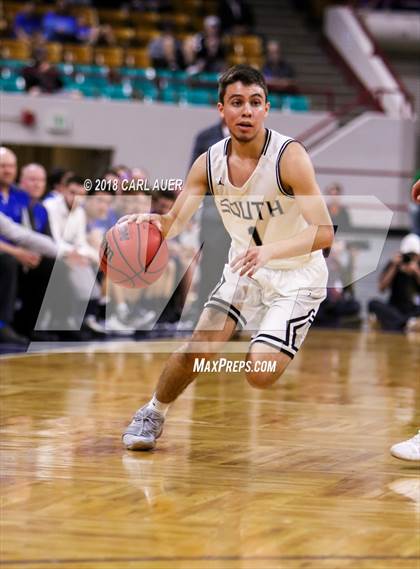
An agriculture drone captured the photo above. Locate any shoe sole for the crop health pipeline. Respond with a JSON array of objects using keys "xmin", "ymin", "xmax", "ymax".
[
  {"xmin": 390, "ymin": 449, "xmax": 420, "ymax": 461},
  {"xmin": 124, "ymin": 438, "xmax": 156, "ymax": 451}
]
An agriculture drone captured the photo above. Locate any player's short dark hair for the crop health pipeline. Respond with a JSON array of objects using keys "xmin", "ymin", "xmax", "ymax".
[{"xmin": 218, "ymin": 64, "xmax": 268, "ymax": 104}]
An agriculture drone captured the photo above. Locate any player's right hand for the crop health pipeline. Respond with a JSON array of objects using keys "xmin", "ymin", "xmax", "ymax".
[{"xmin": 117, "ymin": 213, "xmax": 163, "ymax": 232}]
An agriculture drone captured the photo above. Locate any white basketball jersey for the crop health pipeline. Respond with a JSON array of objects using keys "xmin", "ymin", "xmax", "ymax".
[{"xmin": 206, "ymin": 128, "xmax": 322, "ymax": 270}]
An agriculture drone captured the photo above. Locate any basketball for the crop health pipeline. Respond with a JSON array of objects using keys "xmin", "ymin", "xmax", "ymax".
[
  {"xmin": 99, "ymin": 221, "xmax": 169, "ymax": 288},
  {"xmin": 411, "ymin": 179, "xmax": 420, "ymax": 203}
]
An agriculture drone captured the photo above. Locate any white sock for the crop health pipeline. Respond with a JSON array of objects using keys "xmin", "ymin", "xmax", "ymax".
[{"xmin": 147, "ymin": 393, "xmax": 169, "ymax": 416}]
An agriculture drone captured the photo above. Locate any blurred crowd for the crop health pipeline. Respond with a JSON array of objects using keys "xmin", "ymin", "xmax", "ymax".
[
  {"xmin": 1, "ymin": 0, "xmax": 298, "ymax": 100},
  {"xmin": 0, "ymin": 146, "xmax": 200, "ymax": 346}
]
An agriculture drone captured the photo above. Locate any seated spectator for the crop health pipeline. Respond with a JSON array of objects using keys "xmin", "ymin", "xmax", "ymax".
[
  {"xmin": 149, "ymin": 24, "xmax": 184, "ymax": 71},
  {"xmin": 326, "ymin": 182, "xmax": 352, "ymax": 232},
  {"xmin": 0, "ymin": 147, "xmax": 32, "ymax": 345},
  {"xmin": 145, "ymin": 190, "xmax": 198, "ymax": 326},
  {"xmin": 42, "ymin": 0, "xmax": 79, "ymax": 43},
  {"xmin": 192, "ymin": 16, "xmax": 226, "ymax": 74},
  {"xmin": 0, "ymin": 148, "xmax": 61, "ymax": 343},
  {"xmin": 19, "ymin": 163, "xmax": 50, "ymax": 234},
  {"xmin": 43, "ymin": 175, "xmax": 105, "ymax": 335},
  {"xmin": 77, "ymin": 17, "xmax": 116, "ymax": 47},
  {"xmin": 46, "ymin": 168, "xmax": 74, "ymax": 199},
  {"xmin": 0, "ymin": 212, "xmax": 57, "ymax": 258},
  {"xmin": 22, "ymin": 49, "xmax": 63, "ymax": 95},
  {"xmin": 368, "ymin": 233, "xmax": 420, "ymax": 332},
  {"xmin": 315, "ymin": 241, "xmax": 361, "ymax": 328},
  {"xmin": 218, "ymin": 0, "xmax": 254, "ymax": 34},
  {"xmin": 14, "ymin": 2, "xmax": 42, "ymax": 42},
  {"xmin": 262, "ymin": 40, "xmax": 297, "ymax": 95}
]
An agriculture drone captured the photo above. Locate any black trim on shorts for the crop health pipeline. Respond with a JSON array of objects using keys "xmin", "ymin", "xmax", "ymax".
[
  {"xmin": 204, "ymin": 301, "xmax": 244, "ymax": 330},
  {"xmin": 251, "ymin": 309, "xmax": 316, "ymax": 356},
  {"xmin": 206, "ymin": 297, "xmax": 246, "ymax": 327},
  {"xmin": 251, "ymin": 338, "xmax": 295, "ymax": 359}
]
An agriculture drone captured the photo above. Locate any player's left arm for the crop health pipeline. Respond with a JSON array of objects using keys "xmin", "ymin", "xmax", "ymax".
[{"xmin": 231, "ymin": 142, "xmax": 334, "ymax": 277}]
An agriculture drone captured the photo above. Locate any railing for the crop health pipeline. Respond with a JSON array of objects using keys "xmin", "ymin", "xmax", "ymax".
[{"xmin": 350, "ymin": 6, "xmax": 415, "ymax": 115}]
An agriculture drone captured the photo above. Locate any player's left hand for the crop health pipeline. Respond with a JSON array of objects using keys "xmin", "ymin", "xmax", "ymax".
[{"xmin": 230, "ymin": 245, "xmax": 272, "ymax": 277}]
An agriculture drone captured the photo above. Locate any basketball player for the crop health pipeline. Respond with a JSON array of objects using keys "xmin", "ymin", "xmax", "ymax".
[
  {"xmin": 389, "ymin": 177, "xmax": 420, "ymax": 462},
  {"xmin": 120, "ymin": 65, "xmax": 334, "ymax": 450}
]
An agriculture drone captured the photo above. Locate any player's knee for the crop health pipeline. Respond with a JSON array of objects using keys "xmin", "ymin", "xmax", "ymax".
[
  {"xmin": 245, "ymin": 353, "xmax": 290, "ymax": 389},
  {"xmin": 245, "ymin": 370, "xmax": 278, "ymax": 389}
]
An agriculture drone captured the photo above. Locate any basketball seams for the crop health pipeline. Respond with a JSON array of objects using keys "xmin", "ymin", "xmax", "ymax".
[{"xmin": 102, "ymin": 222, "xmax": 169, "ymax": 288}]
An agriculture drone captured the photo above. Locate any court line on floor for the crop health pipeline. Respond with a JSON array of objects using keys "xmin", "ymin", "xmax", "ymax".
[{"xmin": 1, "ymin": 555, "xmax": 418, "ymax": 565}]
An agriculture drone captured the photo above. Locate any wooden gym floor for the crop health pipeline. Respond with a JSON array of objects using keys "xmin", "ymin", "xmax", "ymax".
[{"xmin": 0, "ymin": 329, "xmax": 419, "ymax": 569}]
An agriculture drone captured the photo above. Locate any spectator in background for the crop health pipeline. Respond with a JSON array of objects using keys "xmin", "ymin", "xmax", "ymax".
[
  {"xmin": 46, "ymin": 168, "xmax": 74, "ymax": 199},
  {"xmin": 325, "ymin": 182, "xmax": 352, "ymax": 232},
  {"xmin": 0, "ymin": 212, "xmax": 57, "ymax": 258},
  {"xmin": 262, "ymin": 40, "xmax": 297, "ymax": 95},
  {"xmin": 22, "ymin": 49, "xmax": 63, "ymax": 94},
  {"xmin": 42, "ymin": 0, "xmax": 79, "ymax": 43},
  {"xmin": 314, "ymin": 241, "xmax": 361, "ymax": 328},
  {"xmin": 0, "ymin": 147, "xmax": 34, "ymax": 345},
  {"xmin": 409, "ymin": 173, "xmax": 420, "ymax": 236},
  {"xmin": 148, "ymin": 190, "xmax": 198, "ymax": 327},
  {"xmin": 218, "ymin": 0, "xmax": 254, "ymax": 34},
  {"xmin": 149, "ymin": 23, "xmax": 184, "ymax": 71},
  {"xmin": 19, "ymin": 163, "xmax": 51, "ymax": 235},
  {"xmin": 15, "ymin": 163, "xmax": 59, "ymax": 339},
  {"xmin": 44, "ymin": 175, "xmax": 105, "ymax": 335},
  {"xmin": 190, "ymin": 120, "xmax": 231, "ymax": 317},
  {"xmin": 368, "ymin": 233, "xmax": 420, "ymax": 332},
  {"xmin": 0, "ymin": 148, "xmax": 59, "ymax": 343},
  {"xmin": 193, "ymin": 16, "xmax": 226, "ymax": 74},
  {"xmin": 14, "ymin": 2, "xmax": 42, "ymax": 41}
]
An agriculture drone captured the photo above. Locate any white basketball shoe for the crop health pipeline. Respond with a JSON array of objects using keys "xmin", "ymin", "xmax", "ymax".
[{"xmin": 390, "ymin": 431, "xmax": 420, "ymax": 461}]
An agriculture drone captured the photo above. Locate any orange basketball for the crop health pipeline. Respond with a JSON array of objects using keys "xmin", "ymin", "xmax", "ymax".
[
  {"xmin": 411, "ymin": 179, "xmax": 420, "ymax": 203},
  {"xmin": 99, "ymin": 221, "xmax": 169, "ymax": 288}
]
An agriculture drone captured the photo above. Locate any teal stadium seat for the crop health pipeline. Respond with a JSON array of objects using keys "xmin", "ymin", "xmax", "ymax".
[
  {"xmin": 120, "ymin": 67, "xmax": 156, "ymax": 80},
  {"xmin": 181, "ymin": 88, "xmax": 214, "ymax": 106},
  {"xmin": 0, "ymin": 74, "xmax": 25, "ymax": 92},
  {"xmin": 102, "ymin": 82, "xmax": 133, "ymax": 100},
  {"xmin": 0, "ymin": 59, "xmax": 28, "ymax": 71},
  {"xmin": 132, "ymin": 79, "xmax": 158, "ymax": 101},
  {"xmin": 269, "ymin": 94, "xmax": 310, "ymax": 112},
  {"xmin": 194, "ymin": 72, "xmax": 220, "ymax": 82}
]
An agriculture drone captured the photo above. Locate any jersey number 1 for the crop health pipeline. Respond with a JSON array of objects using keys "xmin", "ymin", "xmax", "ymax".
[{"xmin": 248, "ymin": 226, "xmax": 262, "ymax": 246}]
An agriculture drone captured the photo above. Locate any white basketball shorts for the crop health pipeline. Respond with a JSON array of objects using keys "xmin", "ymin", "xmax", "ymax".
[{"xmin": 204, "ymin": 253, "xmax": 328, "ymax": 359}]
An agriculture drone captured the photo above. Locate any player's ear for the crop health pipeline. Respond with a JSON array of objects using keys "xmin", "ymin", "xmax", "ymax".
[
  {"xmin": 217, "ymin": 101, "xmax": 224, "ymax": 119},
  {"xmin": 264, "ymin": 100, "xmax": 270, "ymax": 116}
]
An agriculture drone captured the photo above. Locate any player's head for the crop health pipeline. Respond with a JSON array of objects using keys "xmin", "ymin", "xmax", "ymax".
[{"xmin": 217, "ymin": 65, "xmax": 269, "ymax": 143}]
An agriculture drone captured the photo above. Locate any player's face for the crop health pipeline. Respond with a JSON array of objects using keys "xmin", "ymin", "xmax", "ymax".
[{"xmin": 218, "ymin": 82, "xmax": 269, "ymax": 143}]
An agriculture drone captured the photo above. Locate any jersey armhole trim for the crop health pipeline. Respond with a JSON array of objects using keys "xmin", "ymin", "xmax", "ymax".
[
  {"xmin": 206, "ymin": 148, "xmax": 214, "ymax": 195},
  {"xmin": 262, "ymin": 128, "xmax": 272, "ymax": 155},
  {"xmin": 276, "ymin": 138, "xmax": 298, "ymax": 198}
]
